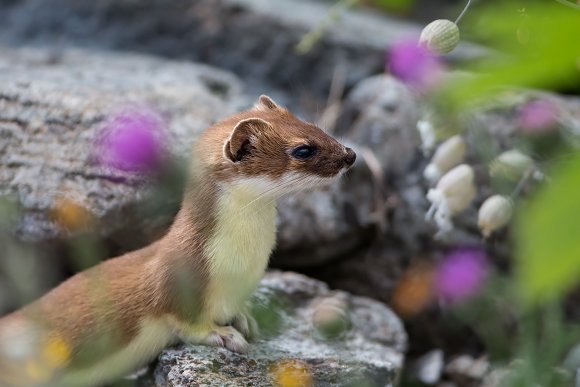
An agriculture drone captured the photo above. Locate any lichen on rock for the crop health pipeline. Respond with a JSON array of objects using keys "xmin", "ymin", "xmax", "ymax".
[{"xmin": 140, "ymin": 271, "xmax": 407, "ymax": 387}]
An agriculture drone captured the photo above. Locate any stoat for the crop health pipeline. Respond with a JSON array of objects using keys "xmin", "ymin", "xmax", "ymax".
[{"xmin": 0, "ymin": 95, "xmax": 356, "ymax": 387}]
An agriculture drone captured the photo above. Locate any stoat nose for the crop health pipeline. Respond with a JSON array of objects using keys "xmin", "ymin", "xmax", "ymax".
[{"xmin": 344, "ymin": 147, "xmax": 356, "ymax": 167}]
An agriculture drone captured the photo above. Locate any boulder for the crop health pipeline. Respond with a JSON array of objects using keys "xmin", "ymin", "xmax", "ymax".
[
  {"xmin": 0, "ymin": 0, "xmax": 485, "ymax": 110},
  {"xmin": 0, "ymin": 48, "xmax": 419, "ymax": 270},
  {"xmin": 0, "ymin": 47, "xmax": 245, "ymax": 243},
  {"xmin": 140, "ymin": 271, "xmax": 407, "ymax": 387},
  {"xmin": 274, "ymin": 74, "xmax": 421, "ymax": 267}
]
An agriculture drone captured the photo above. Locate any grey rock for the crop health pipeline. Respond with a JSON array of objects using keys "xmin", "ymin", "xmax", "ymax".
[
  {"xmin": 274, "ymin": 179, "xmax": 368, "ymax": 267},
  {"xmin": 0, "ymin": 47, "xmax": 393, "ymax": 268},
  {"xmin": 336, "ymin": 75, "xmax": 422, "ymax": 174},
  {"xmin": 141, "ymin": 271, "xmax": 407, "ymax": 387},
  {"xmin": 298, "ymin": 84, "xmax": 580, "ymax": 360},
  {"xmin": 273, "ymin": 75, "xmax": 420, "ymax": 267},
  {"xmin": 0, "ymin": 0, "xmax": 485, "ymax": 112},
  {"xmin": 0, "ymin": 47, "xmax": 245, "ymax": 242}
]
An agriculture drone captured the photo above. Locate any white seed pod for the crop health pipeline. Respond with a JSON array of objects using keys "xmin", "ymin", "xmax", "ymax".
[
  {"xmin": 478, "ymin": 195, "xmax": 513, "ymax": 238},
  {"xmin": 311, "ymin": 295, "xmax": 350, "ymax": 339},
  {"xmin": 436, "ymin": 164, "xmax": 476, "ymax": 215},
  {"xmin": 424, "ymin": 135, "xmax": 466, "ymax": 183},
  {"xmin": 419, "ymin": 19, "xmax": 460, "ymax": 55},
  {"xmin": 417, "ymin": 119, "xmax": 437, "ymax": 155},
  {"xmin": 490, "ymin": 150, "xmax": 534, "ymax": 181}
]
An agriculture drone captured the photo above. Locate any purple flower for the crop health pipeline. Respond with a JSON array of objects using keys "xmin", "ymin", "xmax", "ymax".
[
  {"xmin": 387, "ymin": 39, "xmax": 444, "ymax": 91},
  {"xmin": 435, "ymin": 249, "xmax": 488, "ymax": 304},
  {"xmin": 96, "ymin": 106, "xmax": 167, "ymax": 173},
  {"xmin": 518, "ymin": 100, "xmax": 559, "ymax": 134}
]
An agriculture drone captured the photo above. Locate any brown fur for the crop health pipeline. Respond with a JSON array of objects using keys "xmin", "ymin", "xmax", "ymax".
[{"xmin": 0, "ymin": 95, "xmax": 356, "ymax": 386}]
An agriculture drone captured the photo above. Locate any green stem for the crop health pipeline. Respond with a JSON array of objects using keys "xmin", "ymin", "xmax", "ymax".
[
  {"xmin": 510, "ymin": 169, "xmax": 533, "ymax": 200},
  {"xmin": 296, "ymin": 0, "xmax": 359, "ymax": 54},
  {"xmin": 554, "ymin": 0, "xmax": 580, "ymax": 10},
  {"xmin": 454, "ymin": 0, "xmax": 473, "ymax": 24}
]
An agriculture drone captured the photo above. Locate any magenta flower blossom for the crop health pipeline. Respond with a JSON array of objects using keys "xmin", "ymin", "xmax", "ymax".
[
  {"xmin": 387, "ymin": 39, "xmax": 444, "ymax": 91},
  {"xmin": 96, "ymin": 106, "xmax": 167, "ymax": 173},
  {"xmin": 435, "ymin": 249, "xmax": 488, "ymax": 304},
  {"xmin": 518, "ymin": 99, "xmax": 559, "ymax": 134}
]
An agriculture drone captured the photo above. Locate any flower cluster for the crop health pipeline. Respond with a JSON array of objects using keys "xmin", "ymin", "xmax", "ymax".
[
  {"xmin": 518, "ymin": 99, "xmax": 560, "ymax": 134},
  {"xmin": 435, "ymin": 249, "xmax": 488, "ymax": 304},
  {"xmin": 392, "ymin": 249, "xmax": 490, "ymax": 315},
  {"xmin": 388, "ymin": 39, "xmax": 444, "ymax": 91},
  {"xmin": 95, "ymin": 106, "xmax": 168, "ymax": 174},
  {"xmin": 423, "ymin": 132, "xmax": 539, "ymax": 238}
]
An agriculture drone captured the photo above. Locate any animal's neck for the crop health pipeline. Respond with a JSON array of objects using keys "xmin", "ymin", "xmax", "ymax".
[
  {"xmin": 203, "ymin": 183, "xmax": 278, "ymax": 322},
  {"xmin": 163, "ymin": 176, "xmax": 279, "ymax": 260},
  {"xmin": 208, "ymin": 182, "xmax": 278, "ymax": 272}
]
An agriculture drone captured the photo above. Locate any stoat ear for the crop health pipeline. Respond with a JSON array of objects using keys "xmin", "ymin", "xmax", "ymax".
[
  {"xmin": 254, "ymin": 95, "xmax": 280, "ymax": 111},
  {"xmin": 224, "ymin": 118, "xmax": 271, "ymax": 163}
]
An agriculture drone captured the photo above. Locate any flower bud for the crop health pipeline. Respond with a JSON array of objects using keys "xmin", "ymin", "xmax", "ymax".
[
  {"xmin": 426, "ymin": 164, "xmax": 477, "ymax": 237},
  {"xmin": 424, "ymin": 135, "xmax": 466, "ymax": 183},
  {"xmin": 490, "ymin": 150, "xmax": 533, "ymax": 181},
  {"xmin": 478, "ymin": 195, "xmax": 513, "ymax": 238},
  {"xmin": 419, "ymin": 19, "xmax": 460, "ymax": 55},
  {"xmin": 311, "ymin": 295, "xmax": 350, "ymax": 339},
  {"xmin": 436, "ymin": 164, "xmax": 476, "ymax": 214}
]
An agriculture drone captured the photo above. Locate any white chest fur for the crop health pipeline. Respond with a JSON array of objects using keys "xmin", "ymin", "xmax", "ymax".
[{"xmin": 204, "ymin": 184, "xmax": 277, "ymax": 323}]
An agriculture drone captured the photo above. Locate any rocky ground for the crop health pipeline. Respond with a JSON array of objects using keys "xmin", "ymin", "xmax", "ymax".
[
  {"xmin": 1, "ymin": 0, "xmax": 580, "ymax": 386},
  {"xmin": 138, "ymin": 272, "xmax": 406, "ymax": 386}
]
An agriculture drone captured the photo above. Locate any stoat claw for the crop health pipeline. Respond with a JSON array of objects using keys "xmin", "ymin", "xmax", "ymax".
[
  {"xmin": 205, "ymin": 326, "xmax": 248, "ymax": 353},
  {"xmin": 231, "ymin": 311, "xmax": 259, "ymax": 340}
]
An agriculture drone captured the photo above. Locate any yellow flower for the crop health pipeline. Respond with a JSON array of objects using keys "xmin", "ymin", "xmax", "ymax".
[
  {"xmin": 51, "ymin": 197, "xmax": 95, "ymax": 232},
  {"xmin": 42, "ymin": 334, "xmax": 72, "ymax": 368},
  {"xmin": 272, "ymin": 360, "xmax": 312, "ymax": 387},
  {"xmin": 392, "ymin": 263, "xmax": 434, "ymax": 317}
]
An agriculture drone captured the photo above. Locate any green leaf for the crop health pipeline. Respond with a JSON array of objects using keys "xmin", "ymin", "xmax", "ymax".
[
  {"xmin": 442, "ymin": 2, "xmax": 580, "ymax": 109},
  {"xmin": 373, "ymin": 0, "xmax": 415, "ymax": 12},
  {"xmin": 517, "ymin": 152, "xmax": 580, "ymax": 305}
]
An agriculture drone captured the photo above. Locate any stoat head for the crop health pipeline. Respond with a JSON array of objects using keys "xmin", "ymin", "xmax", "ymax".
[{"xmin": 208, "ymin": 95, "xmax": 356, "ymax": 197}]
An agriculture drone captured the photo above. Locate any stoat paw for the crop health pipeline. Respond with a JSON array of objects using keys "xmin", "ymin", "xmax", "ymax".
[
  {"xmin": 205, "ymin": 326, "xmax": 248, "ymax": 353},
  {"xmin": 232, "ymin": 311, "xmax": 259, "ymax": 340}
]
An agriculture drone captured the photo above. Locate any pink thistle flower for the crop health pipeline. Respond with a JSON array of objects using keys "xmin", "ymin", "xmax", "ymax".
[
  {"xmin": 96, "ymin": 106, "xmax": 167, "ymax": 173},
  {"xmin": 387, "ymin": 39, "xmax": 444, "ymax": 91},
  {"xmin": 435, "ymin": 249, "xmax": 488, "ymax": 304},
  {"xmin": 518, "ymin": 99, "xmax": 560, "ymax": 134}
]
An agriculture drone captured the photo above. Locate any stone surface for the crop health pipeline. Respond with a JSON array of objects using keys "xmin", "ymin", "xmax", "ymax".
[
  {"xmin": 335, "ymin": 75, "xmax": 422, "ymax": 174},
  {"xmin": 141, "ymin": 271, "xmax": 407, "ymax": 387},
  {"xmin": 0, "ymin": 0, "xmax": 485, "ymax": 113},
  {"xmin": 0, "ymin": 48, "xmax": 417, "ymax": 269},
  {"xmin": 0, "ymin": 47, "xmax": 245, "ymax": 243},
  {"xmin": 274, "ymin": 74, "xmax": 421, "ymax": 267},
  {"xmin": 299, "ymin": 81, "xmax": 580, "ymax": 364},
  {"xmin": 0, "ymin": 0, "xmax": 484, "ymax": 266}
]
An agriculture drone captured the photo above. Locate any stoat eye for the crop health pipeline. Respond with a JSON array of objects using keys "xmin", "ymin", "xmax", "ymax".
[{"xmin": 291, "ymin": 145, "xmax": 316, "ymax": 160}]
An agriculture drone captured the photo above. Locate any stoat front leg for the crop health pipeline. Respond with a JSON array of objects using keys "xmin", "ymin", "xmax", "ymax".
[
  {"xmin": 168, "ymin": 319, "xmax": 249, "ymax": 353},
  {"xmin": 204, "ymin": 325, "xmax": 248, "ymax": 353},
  {"xmin": 230, "ymin": 307, "xmax": 259, "ymax": 340}
]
